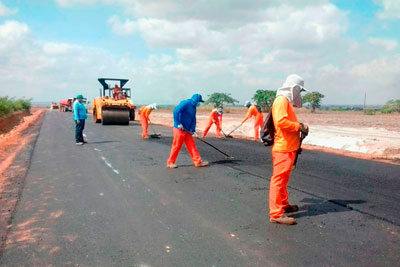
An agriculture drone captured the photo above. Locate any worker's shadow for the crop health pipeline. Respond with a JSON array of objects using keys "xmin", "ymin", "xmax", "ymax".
[{"xmin": 291, "ymin": 198, "xmax": 366, "ymax": 219}]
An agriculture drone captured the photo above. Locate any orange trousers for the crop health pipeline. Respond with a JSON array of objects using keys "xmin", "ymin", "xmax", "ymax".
[
  {"xmin": 202, "ymin": 120, "xmax": 221, "ymax": 137},
  {"xmin": 254, "ymin": 117, "xmax": 263, "ymax": 140},
  {"xmin": 140, "ymin": 115, "xmax": 148, "ymax": 138},
  {"xmin": 167, "ymin": 128, "xmax": 202, "ymax": 165},
  {"xmin": 269, "ymin": 151, "xmax": 296, "ymax": 218}
]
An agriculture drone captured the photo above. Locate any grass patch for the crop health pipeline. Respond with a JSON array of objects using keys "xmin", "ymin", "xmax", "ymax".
[{"xmin": 0, "ymin": 97, "xmax": 32, "ymax": 117}]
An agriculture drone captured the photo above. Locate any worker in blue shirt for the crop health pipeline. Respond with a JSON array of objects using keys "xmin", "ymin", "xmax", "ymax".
[
  {"xmin": 73, "ymin": 94, "xmax": 87, "ymax": 145},
  {"xmin": 166, "ymin": 94, "xmax": 209, "ymax": 168}
]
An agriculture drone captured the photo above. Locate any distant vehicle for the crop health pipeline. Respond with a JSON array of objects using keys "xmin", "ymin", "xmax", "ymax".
[
  {"xmin": 60, "ymin": 98, "xmax": 88, "ymax": 112},
  {"xmin": 59, "ymin": 98, "xmax": 73, "ymax": 112},
  {"xmin": 92, "ymin": 78, "xmax": 136, "ymax": 125},
  {"xmin": 50, "ymin": 102, "xmax": 59, "ymax": 110}
]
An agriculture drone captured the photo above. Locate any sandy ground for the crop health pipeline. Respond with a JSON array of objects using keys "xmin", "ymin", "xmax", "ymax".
[
  {"xmin": 149, "ymin": 109, "xmax": 400, "ymax": 163},
  {"xmin": 0, "ymin": 108, "xmax": 45, "ymax": 249}
]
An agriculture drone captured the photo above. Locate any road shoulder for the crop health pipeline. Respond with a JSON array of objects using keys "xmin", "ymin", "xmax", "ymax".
[{"xmin": 0, "ymin": 110, "xmax": 46, "ymax": 254}]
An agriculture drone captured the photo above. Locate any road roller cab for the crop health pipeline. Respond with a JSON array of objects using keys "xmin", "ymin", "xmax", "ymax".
[{"xmin": 92, "ymin": 78, "xmax": 136, "ymax": 125}]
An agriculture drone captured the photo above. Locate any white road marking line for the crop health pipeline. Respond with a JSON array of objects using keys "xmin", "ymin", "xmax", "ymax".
[
  {"xmin": 100, "ymin": 156, "xmax": 121, "ymax": 177},
  {"xmin": 94, "ymin": 148, "xmax": 101, "ymax": 152}
]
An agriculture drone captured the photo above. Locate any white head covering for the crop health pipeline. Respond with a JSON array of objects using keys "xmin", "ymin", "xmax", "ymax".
[
  {"xmin": 276, "ymin": 74, "xmax": 308, "ymax": 108},
  {"xmin": 148, "ymin": 103, "xmax": 157, "ymax": 110}
]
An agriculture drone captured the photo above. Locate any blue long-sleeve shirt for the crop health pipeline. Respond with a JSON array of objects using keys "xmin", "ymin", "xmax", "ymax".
[
  {"xmin": 73, "ymin": 100, "xmax": 87, "ymax": 121},
  {"xmin": 173, "ymin": 94, "xmax": 203, "ymax": 133}
]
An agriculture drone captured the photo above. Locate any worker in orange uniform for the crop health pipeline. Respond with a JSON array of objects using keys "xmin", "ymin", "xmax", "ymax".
[
  {"xmin": 242, "ymin": 101, "xmax": 264, "ymax": 141},
  {"xmin": 166, "ymin": 94, "xmax": 209, "ymax": 169},
  {"xmin": 269, "ymin": 74, "xmax": 309, "ymax": 225},
  {"xmin": 202, "ymin": 107, "xmax": 223, "ymax": 138},
  {"xmin": 139, "ymin": 103, "xmax": 157, "ymax": 139},
  {"xmin": 113, "ymin": 84, "xmax": 122, "ymax": 100}
]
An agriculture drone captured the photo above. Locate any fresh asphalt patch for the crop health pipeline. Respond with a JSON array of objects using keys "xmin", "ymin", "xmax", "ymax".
[{"xmin": 0, "ymin": 112, "xmax": 399, "ymax": 266}]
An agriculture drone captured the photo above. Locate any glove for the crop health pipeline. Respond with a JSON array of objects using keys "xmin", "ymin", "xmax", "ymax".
[
  {"xmin": 178, "ymin": 124, "xmax": 184, "ymax": 130},
  {"xmin": 300, "ymin": 123, "xmax": 309, "ymax": 136},
  {"xmin": 192, "ymin": 132, "xmax": 199, "ymax": 138}
]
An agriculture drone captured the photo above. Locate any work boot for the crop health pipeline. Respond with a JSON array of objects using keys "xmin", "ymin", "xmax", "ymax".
[
  {"xmin": 143, "ymin": 136, "xmax": 149, "ymax": 139},
  {"xmin": 195, "ymin": 161, "xmax": 209, "ymax": 167},
  {"xmin": 270, "ymin": 215, "xmax": 297, "ymax": 225},
  {"xmin": 284, "ymin": 205, "xmax": 299, "ymax": 213},
  {"xmin": 167, "ymin": 163, "xmax": 178, "ymax": 169}
]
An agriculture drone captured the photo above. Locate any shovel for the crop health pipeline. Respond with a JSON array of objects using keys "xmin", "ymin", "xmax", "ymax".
[{"xmin": 149, "ymin": 120, "xmax": 161, "ymax": 139}]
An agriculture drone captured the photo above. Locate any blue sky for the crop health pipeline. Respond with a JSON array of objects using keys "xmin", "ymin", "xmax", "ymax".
[{"xmin": 0, "ymin": 0, "xmax": 399, "ymax": 105}]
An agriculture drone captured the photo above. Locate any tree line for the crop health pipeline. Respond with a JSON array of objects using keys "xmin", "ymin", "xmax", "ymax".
[{"xmin": 205, "ymin": 90, "xmax": 325, "ymax": 113}]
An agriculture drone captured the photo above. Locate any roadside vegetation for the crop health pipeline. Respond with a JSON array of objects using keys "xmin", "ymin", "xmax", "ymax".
[
  {"xmin": 303, "ymin": 91, "xmax": 325, "ymax": 112},
  {"xmin": 381, "ymin": 99, "xmax": 400, "ymax": 114},
  {"xmin": 0, "ymin": 97, "xmax": 31, "ymax": 117},
  {"xmin": 204, "ymin": 92, "xmax": 239, "ymax": 108},
  {"xmin": 252, "ymin": 90, "xmax": 276, "ymax": 112}
]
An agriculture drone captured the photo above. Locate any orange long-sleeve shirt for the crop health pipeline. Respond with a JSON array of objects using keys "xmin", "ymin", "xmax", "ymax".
[
  {"xmin": 139, "ymin": 105, "xmax": 153, "ymax": 120},
  {"xmin": 271, "ymin": 96, "xmax": 301, "ymax": 152},
  {"xmin": 242, "ymin": 104, "xmax": 263, "ymax": 123},
  {"xmin": 210, "ymin": 108, "xmax": 222, "ymax": 124}
]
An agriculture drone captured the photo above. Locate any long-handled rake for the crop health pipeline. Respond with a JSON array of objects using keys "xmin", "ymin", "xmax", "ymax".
[
  {"xmin": 148, "ymin": 120, "xmax": 161, "ymax": 139},
  {"xmin": 225, "ymin": 123, "xmax": 243, "ymax": 138},
  {"xmin": 183, "ymin": 129, "xmax": 234, "ymax": 159}
]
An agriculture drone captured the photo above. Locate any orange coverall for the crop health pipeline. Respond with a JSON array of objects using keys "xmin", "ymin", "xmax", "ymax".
[
  {"xmin": 242, "ymin": 104, "xmax": 264, "ymax": 140},
  {"xmin": 202, "ymin": 108, "xmax": 222, "ymax": 137},
  {"xmin": 139, "ymin": 105, "xmax": 153, "ymax": 138},
  {"xmin": 113, "ymin": 85, "xmax": 122, "ymax": 100},
  {"xmin": 269, "ymin": 96, "xmax": 301, "ymax": 219},
  {"xmin": 167, "ymin": 128, "xmax": 202, "ymax": 166}
]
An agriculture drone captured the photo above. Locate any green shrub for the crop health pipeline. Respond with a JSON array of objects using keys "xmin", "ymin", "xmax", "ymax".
[
  {"xmin": 0, "ymin": 97, "xmax": 32, "ymax": 117},
  {"xmin": 381, "ymin": 99, "xmax": 400, "ymax": 114},
  {"xmin": 0, "ymin": 97, "xmax": 13, "ymax": 117},
  {"xmin": 380, "ymin": 107, "xmax": 393, "ymax": 114},
  {"xmin": 364, "ymin": 109, "xmax": 376, "ymax": 115}
]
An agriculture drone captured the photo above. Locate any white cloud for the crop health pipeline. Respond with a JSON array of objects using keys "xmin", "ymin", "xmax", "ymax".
[
  {"xmin": 108, "ymin": 16, "xmax": 138, "ymax": 35},
  {"xmin": 11, "ymin": 1, "xmax": 400, "ymax": 105},
  {"xmin": 0, "ymin": 1, "xmax": 17, "ymax": 16},
  {"xmin": 375, "ymin": 0, "xmax": 400, "ymax": 19},
  {"xmin": 368, "ymin": 37, "xmax": 398, "ymax": 51},
  {"xmin": 0, "ymin": 21, "xmax": 30, "ymax": 51},
  {"xmin": 55, "ymin": 0, "xmax": 97, "ymax": 7}
]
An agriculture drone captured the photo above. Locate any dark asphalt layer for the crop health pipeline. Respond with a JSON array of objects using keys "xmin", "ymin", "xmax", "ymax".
[{"xmin": 1, "ymin": 111, "xmax": 399, "ymax": 266}]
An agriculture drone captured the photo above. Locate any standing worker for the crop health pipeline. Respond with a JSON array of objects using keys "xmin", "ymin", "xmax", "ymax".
[
  {"xmin": 269, "ymin": 74, "xmax": 309, "ymax": 225},
  {"xmin": 139, "ymin": 103, "xmax": 157, "ymax": 139},
  {"xmin": 202, "ymin": 107, "xmax": 223, "ymax": 138},
  {"xmin": 166, "ymin": 94, "xmax": 209, "ymax": 169},
  {"xmin": 241, "ymin": 101, "xmax": 264, "ymax": 141},
  {"xmin": 73, "ymin": 94, "xmax": 87, "ymax": 145},
  {"xmin": 113, "ymin": 84, "xmax": 122, "ymax": 100}
]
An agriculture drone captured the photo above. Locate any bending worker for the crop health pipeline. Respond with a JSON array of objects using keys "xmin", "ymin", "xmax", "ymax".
[
  {"xmin": 73, "ymin": 94, "xmax": 87, "ymax": 145},
  {"xmin": 139, "ymin": 103, "xmax": 157, "ymax": 139},
  {"xmin": 202, "ymin": 107, "xmax": 223, "ymax": 138},
  {"xmin": 166, "ymin": 94, "xmax": 209, "ymax": 169},
  {"xmin": 269, "ymin": 74, "xmax": 309, "ymax": 225},
  {"xmin": 242, "ymin": 101, "xmax": 264, "ymax": 141}
]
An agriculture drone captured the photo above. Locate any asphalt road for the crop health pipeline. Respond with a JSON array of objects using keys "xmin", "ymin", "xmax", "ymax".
[{"xmin": 1, "ymin": 111, "xmax": 399, "ymax": 266}]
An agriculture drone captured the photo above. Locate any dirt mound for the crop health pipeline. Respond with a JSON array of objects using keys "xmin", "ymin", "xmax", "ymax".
[{"xmin": 0, "ymin": 110, "xmax": 31, "ymax": 135}]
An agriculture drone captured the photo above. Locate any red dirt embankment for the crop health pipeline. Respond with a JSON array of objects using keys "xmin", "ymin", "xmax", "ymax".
[{"xmin": 0, "ymin": 108, "xmax": 46, "ymax": 250}]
